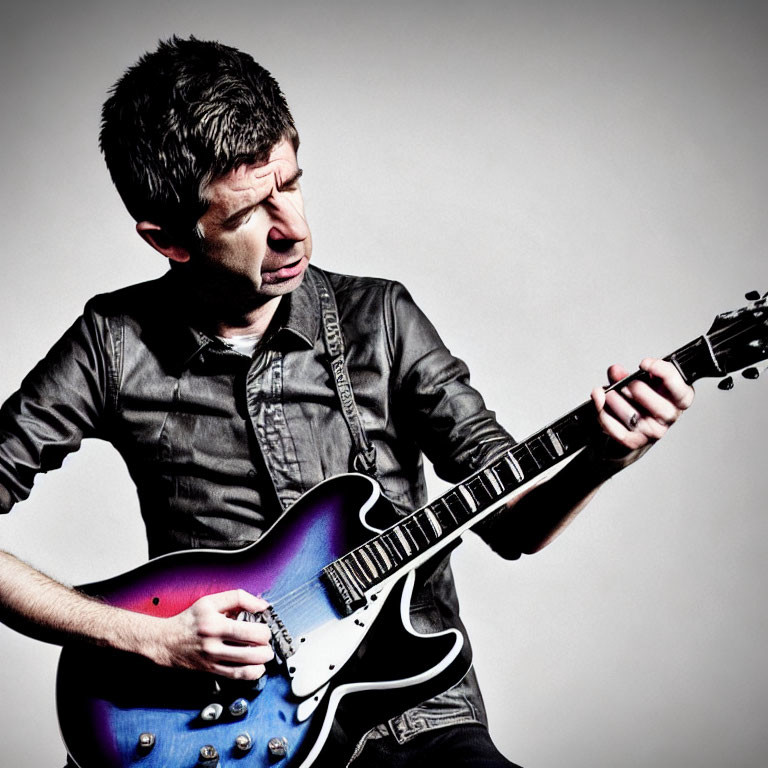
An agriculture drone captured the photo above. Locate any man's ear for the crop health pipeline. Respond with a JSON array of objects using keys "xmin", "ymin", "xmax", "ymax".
[{"xmin": 136, "ymin": 221, "xmax": 191, "ymax": 263}]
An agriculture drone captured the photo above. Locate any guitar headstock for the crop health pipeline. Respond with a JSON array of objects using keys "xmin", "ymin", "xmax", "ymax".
[{"xmin": 705, "ymin": 291, "xmax": 768, "ymax": 389}]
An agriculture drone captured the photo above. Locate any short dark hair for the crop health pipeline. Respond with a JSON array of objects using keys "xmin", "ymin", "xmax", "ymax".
[{"xmin": 100, "ymin": 36, "xmax": 298, "ymax": 236}]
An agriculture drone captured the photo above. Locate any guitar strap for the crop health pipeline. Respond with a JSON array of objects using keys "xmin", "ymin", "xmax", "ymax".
[{"xmin": 311, "ymin": 268, "xmax": 379, "ymax": 478}]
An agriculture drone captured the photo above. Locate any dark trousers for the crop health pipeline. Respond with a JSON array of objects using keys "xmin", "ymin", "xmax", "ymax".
[{"xmin": 354, "ymin": 723, "xmax": 522, "ymax": 768}]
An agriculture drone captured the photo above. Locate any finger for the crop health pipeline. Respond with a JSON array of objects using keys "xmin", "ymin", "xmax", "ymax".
[
  {"xmin": 623, "ymin": 380, "xmax": 681, "ymax": 426},
  {"xmin": 592, "ymin": 387, "xmax": 645, "ymax": 450},
  {"xmin": 604, "ymin": 390, "xmax": 642, "ymax": 431},
  {"xmin": 210, "ymin": 662, "xmax": 267, "ymax": 681},
  {"xmin": 221, "ymin": 620, "xmax": 272, "ymax": 646},
  {"xmin": 640, "ymin": 358, "xmax": 695, "ymax": 409},
  {"xmin": 204, "ymin": 640, "xmax": 275, "ymax": 665},
  {"xmin": 607, "ymin": 363, "xmax": 631, "ymax": 385},
  {"xmin": 199, "ymin": 589, "xmax": 270, "ymax": 616}
]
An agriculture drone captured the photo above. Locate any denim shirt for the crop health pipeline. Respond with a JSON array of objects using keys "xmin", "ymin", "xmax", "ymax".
[{"xmin": 0, "ymin": 265, "xmax": 517, "ymax": 744}]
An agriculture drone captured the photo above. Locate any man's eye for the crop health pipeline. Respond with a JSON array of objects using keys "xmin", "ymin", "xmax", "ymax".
[{"xmin": 226, "ymin": 212, "xmax": 252, "ymax": 230}]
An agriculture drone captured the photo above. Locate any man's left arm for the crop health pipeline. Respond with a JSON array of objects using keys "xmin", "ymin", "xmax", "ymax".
[{"xmin": 498, "ymin": 357, "xmax": 695, "ymax": 556}]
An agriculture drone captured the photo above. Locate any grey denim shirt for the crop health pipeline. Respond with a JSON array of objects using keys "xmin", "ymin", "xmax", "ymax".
[{"xmin": 0, "ymin": 265, "xmax": 517, "ymax": 743}]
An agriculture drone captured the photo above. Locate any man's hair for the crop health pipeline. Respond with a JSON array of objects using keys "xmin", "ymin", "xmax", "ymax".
[{"xmin": 100, "ymin": 36, "xmax": 298, "ymax": 237}]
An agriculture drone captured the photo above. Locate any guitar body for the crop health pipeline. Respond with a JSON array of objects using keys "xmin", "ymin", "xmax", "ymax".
[{"xmin": 57, "ymin": 473, "xmax": 469, "ymax": 768}]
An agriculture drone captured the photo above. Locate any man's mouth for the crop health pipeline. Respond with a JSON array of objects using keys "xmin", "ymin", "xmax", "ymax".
[{"xmin": 261, "ymin": 257, "xmax": 305, "ymax": 284}]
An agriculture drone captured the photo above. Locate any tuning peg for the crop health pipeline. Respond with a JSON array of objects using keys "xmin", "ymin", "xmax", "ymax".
[
  {"xmin": 742, "ymin": 367, "xmax": 760, "ymax": 380},
  {"xmin": 718, "ymin": 376, "xmax": 734, "ymax": 391},
  {"xmin": 745, "ymin": 291, "xmax": 761, "ymax": 301}
]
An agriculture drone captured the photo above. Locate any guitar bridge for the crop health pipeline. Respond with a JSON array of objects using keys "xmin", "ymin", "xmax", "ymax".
[{"xmin": 239, "ymin": 605, "xmax": 295, "ymax": 661}]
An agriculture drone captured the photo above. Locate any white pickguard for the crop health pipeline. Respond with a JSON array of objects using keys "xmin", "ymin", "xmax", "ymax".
[{"xmin": 289, "ymin": 581, "xmax": 394, "ymax": 700}]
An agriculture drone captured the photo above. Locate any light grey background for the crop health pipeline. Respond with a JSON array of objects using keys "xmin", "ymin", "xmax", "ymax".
[{"xmin": 1, "ymin": 1, "xmax": 766, "ymax": 765}]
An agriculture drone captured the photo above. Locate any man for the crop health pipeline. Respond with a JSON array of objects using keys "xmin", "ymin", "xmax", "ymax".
[{"xmin": 0, "ymin": 37, "xmax": 693, "ymax": 766}]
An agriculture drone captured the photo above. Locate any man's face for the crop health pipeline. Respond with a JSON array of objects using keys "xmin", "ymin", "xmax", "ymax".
[{"xmin": 194, "ymin": 137, "xmax": 312, "ymax": 302}]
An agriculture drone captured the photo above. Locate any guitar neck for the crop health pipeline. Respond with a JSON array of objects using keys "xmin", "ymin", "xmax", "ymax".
[{"xmin": 322, "ymin": 334, "xmax": 719, "ymax": 613}]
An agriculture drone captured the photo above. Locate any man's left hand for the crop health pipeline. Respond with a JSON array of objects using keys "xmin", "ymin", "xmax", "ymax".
[{"xmin": 590, "ymin": 358, "xmax": 695, "ymax": 457}]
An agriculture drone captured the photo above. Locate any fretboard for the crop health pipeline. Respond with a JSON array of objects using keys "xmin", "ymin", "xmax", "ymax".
[{"xmin": 322, "ymin": 333, "xmax": 716, "ymax": 614}]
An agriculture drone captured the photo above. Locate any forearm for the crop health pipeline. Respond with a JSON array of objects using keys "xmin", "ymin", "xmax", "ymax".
[
  {"xmin": 479, "ymin": 441, "xmax": 647, "ymax": 558},
  {"xmin": 0, "ymin": 551, "xmax": 274, "ymax": 680},
  {"xmin": 485, "ymin": 358, "xmax": 694, "ymax": 557},
  {"xmin": 504, "ymin": 445, "xmax": 632, "ymax": 554},
  {"xmin": 0, "ymin": 550, "xmax": 162, "ymax": 656}
]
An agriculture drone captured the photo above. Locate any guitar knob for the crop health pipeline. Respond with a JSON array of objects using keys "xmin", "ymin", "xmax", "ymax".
[
  {"xmin": 745, "ymin": 291, "xmax": 761, "ymax": 301},
  {"xmin": 200, "ymin": 703, "xmax": 224, "ymax": 721},
  {"xmin": 742, "ymin": 367, "xmax": 760, "ymax": 380},
  {"xmin": 137, "ymin": 732, "xmax": 156, "ymax": 751},
  {"xmin": 717, "ymin": 376, "xmax": 734, "ymax": 391},
  {"xmin": 268, "ymin": 736, "xmax": 289, "ymax": 758},
  {"xmin": 198, "ymin": 744, "xmax": 219, "ymax": 765},
  {"xmin": 228, "ymin": 697, "xmax": 249, "ymax": 717},
  {"xmin": 235, "ymin": 732, "xmax": 253, "ymax": 753}
]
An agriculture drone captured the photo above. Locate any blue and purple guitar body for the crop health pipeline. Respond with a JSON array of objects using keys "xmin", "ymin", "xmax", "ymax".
[
  {"xmin": 57, "ymin": 297, "xmax": 768, "ymax": 767},
  {"xmin": 58, "ymin": 474, "xmax": 468, "ymax": 768}
]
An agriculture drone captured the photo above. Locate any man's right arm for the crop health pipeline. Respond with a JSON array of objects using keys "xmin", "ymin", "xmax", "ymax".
[
  {"xmin": 0, "ymin": 306, "xmax": 273, "ymax": 678},
  {"xmin": 0, "ymin": 550, "xmax": 274, "ymax": 679}
]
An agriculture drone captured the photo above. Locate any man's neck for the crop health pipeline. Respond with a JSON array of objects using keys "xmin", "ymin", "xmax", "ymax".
[
  {"xmin": 213, "ymin": 296, "xmax": 282, "ymax": 339},
  {"xmin": 168, "ymin": 267, "xmax": 285, "ymax": 339}
]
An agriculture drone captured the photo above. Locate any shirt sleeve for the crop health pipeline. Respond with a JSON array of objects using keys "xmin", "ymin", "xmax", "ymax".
[
  {"xmin": 387, "ymin": 280, "xmax": 515, "ymax": 477},
  {"xmin": 386, "ymin": 282, "xmax": 526, "ymax": 558},
  {"xmin": 0, "ymin": 303, "xmax": 112, "ymax": 513}
]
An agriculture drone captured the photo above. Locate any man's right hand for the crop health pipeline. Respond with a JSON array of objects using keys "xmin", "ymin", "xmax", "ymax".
[
  {"xmin": 0, "ymin": 553, "xmax": 276, "ymax": 682},
  {"xmin": 151, "ymin": 589, "xmax": 275, "ymax": 680}
]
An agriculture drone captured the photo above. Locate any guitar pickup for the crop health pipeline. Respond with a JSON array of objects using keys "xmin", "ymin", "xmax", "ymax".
[{"xmin": 321, "ymin": 563, "xmax": 367, "ymax": 616}]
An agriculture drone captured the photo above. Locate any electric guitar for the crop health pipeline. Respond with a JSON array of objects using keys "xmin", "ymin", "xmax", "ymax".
[{"xmin": 57, "ymin": 294, "xmax": 768, "ymax": 768}]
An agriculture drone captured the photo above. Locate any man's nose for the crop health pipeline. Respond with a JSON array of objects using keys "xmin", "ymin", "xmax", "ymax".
[{"xmin": 268, "ymin": 198, "xmax": 309, "ymax": 243}]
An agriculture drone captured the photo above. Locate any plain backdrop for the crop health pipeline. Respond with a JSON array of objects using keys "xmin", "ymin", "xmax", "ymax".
[{"xmin": 1, "ymin": 1, "xmax": 766, "ymax": 766}]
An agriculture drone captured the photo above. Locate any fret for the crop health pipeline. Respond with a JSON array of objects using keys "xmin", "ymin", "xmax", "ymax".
[
  {"xmin": 436, "ymin": 496, "xmax": 458, "ymax": 525},
  {"xmin": 379, "ymin": 532, "xmax": 403, "ymax": 564},
  {"xmin": 393, "ymin": 524, "xmax": 413, "ymax": 556},
  {"xmin": 458, "ymin": 484, "xmax": 478, "ymax": 512},
  {"xmin": 365, "ymin": 541, "xmax": 386, "ymax": 573},
  {"xmin": 503, "ymin": 453, "xmax": 524, "ymax": 483},
  {"xmin": 424, "ymin": 508, "xmax": 442, "ymax": 537},
  {"xmin": 516, "ymin": 443, "xmax": 543, "ymax": 476},
  {"xmin": 406, "ymin": 516, "xmax": 431, "ymax": 547},
  {"xmin": 546, "ymin": 427, "xmax": 565, "ymax": 457},
  {"xmin": 414, "ymin": 512, "xmax": 436, "ymax": 543},
  {"xmin": 468, "ymin": 475, "xmax": 491, "ymax": 505},
  {"xmin": 444, "ymin": 492, "xmax": 468, "ymax": 522},
  {"xmin": 349, "ymin": 550, "xmax": 374, "ymax": 582},
  {"xmin": 484, "ymin": 466, "xmax": 504, "ymax": 495},
  {"xmin": 372, "ymin": 539, "xmax": 393, "ymax": 570},
  {"xmin": 431, "ymin": 498, "xmax": 455, "ymax": 529},
  {"xmin": 402, "ymin": 520, "xmax": 421, "ymax": 551},
  {"xmin": 336, "ymin": 560, "xmax": 364, "ymax": 595},
  {"xmin": 358, "ymin": 548, "xmax": 379, "ymax": 579},
  {"xmin": 530, "ymin": 434, "xmax": 557, "ymax": 464},
  {"xmin": 337, "ymin": 558, "xmax": 363, "ymax": 591},
  {"xmin": 342, "ymin": 553, "xmax": 369, "ymax": 586}
]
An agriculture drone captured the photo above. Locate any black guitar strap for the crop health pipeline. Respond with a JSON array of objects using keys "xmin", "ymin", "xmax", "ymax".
[{"xmin": 311, "ymin": 268, "xmax": 378, "ymax": 478}]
